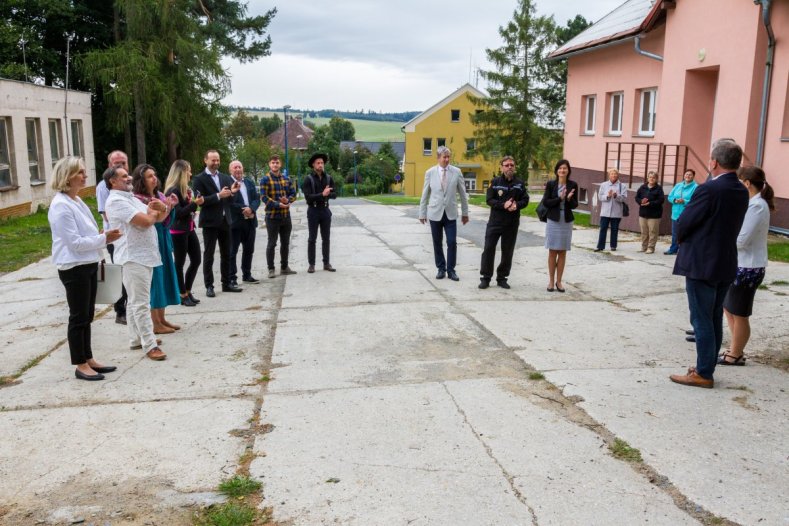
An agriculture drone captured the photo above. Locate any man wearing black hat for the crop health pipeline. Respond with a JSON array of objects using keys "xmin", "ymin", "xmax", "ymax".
[{"xmin": 302, "ymin": 153, "xmax": 337, "ymax": 273}]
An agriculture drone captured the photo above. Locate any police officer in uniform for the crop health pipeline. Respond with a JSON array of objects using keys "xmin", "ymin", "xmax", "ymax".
[{"xmin": 479, "ymin": 156, "xmax": 529, "ymax": 289}]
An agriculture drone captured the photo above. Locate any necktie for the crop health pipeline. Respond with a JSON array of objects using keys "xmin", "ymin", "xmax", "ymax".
[{"xmin": 441, "ymin": 168, "xmax": 447, "ymax": 192}]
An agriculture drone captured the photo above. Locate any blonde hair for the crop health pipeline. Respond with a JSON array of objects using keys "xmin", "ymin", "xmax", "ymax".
[
  {"xmin": 647, "ymin": 170, "xmax": 658, "ymax": 180},
  {"xmin": 164, "ymin": 159, "xmax": 191, "ymax": 197},
  {"xmin": 607, "ymin": 168, "xmax": 619, "ymax": 176},
  {"xmin": 51, "ymin": 156, "xmax": 85, "ymax": 192}
]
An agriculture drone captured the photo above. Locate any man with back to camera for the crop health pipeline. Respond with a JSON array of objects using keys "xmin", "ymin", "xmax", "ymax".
[
  {"xmin": 228, "ymin": 159, "xmax": 261, "ymax": 286},
  {"xmin": 302, "ymin": 152, "xmax": 337, "ymax": 273},
  {"xmin": 192, "ymin": 149, "xmax": 242, "ymax": 297},
  {"xmin": 419, "ymin": 146, "xmax": 469, "ymax": 281},
  {"xmin": 479, "ymin": 156, "xmax": 528, "ymax": 289},
  {"xmin": 669, "ymin": 138, "xmax": 749, "ymax": 389},
  {"xmin": 96, "ymin": 150, "xmax": 129, "ymax": 324}
]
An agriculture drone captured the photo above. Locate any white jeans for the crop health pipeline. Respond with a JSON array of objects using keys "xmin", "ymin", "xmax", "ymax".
[{"xmin": 122, "ymin": 261, "xmax": 156, "ymax": 352}]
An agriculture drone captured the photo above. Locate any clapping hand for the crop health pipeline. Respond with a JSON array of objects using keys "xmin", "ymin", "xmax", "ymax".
[
  {"xmin": 167, "ymin": 193, "xmax": 179, "ymax": 207},
  {"xmin": 195, "ymin": 195, "xmax": 205, "ymax": 206},
  {"xmin": 567, "ymin": 189, "xmax": 575, "ymax": 200},
  {"xmin": 641, "ymin": 197, "xmax": 649, "ymax": 205},
  {"xmin": 148, "ymin": 199, "xmax": 166, "ymax": 213},
  {"xmin": 105, "ymin": 228, "xmax": 122, "ymax": 243},
  {"xmin": 322, "ymin": 186, "xmax": 332, "ymax": 197}
]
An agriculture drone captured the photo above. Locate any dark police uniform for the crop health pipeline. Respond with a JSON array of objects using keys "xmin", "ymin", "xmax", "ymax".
[{"xmin": 480, "ymin": 175, "xmax": 529, "ymax": 284}]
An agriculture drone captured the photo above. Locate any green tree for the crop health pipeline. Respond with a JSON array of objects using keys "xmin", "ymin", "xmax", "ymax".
[
  {"xmin": 327, "ymin": 117, "xmax": 355, "ymax": 142},
  {"xmin": 236, "ymin": 137, "xmax": 271, "ymax": 182},
  {"xmin": 359, "ymin": 155, "xmax": 398, "ymax": 194},
  {"xmin": 470, "ymin": 0, "xmax": 570, "ymax": 181},
  {"xmin": 306, "ymin": 125, "xmax": 340, "ymax": 172}
]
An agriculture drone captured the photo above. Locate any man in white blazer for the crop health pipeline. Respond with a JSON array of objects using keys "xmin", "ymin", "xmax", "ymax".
[{"xmin": 419, "ymin": 146, "xmax": 470, "ymax": 281}]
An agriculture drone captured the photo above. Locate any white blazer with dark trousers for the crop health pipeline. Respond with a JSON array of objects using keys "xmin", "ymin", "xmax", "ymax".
[{"xmin": 419, "ymin": 164, "xmax": 469, "ymax": 222}]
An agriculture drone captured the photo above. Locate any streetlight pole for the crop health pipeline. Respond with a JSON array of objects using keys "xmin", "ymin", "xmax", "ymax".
[
  {"xmin": 283, "ymin": 105, "xmax": 291, "ymax": 177},
  {"xmin": 353, "ymin": 150, "xmax": 358, "ymax": 196}
]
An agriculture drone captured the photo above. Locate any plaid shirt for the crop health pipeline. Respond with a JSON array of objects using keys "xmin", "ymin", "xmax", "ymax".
[{"xmin": 260, "ymin": 171, "xmax": 296, "ymax": 219}]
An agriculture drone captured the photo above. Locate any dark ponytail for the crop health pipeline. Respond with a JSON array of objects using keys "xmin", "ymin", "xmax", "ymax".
[{"xmin": 738, "ymin": 166, "xmax": 775, "ymax": 211}]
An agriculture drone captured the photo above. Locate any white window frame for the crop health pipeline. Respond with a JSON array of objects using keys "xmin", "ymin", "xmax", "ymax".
[
  {"xmin": 0, "ymin": 117, "xmax": 14, "ymax": 188},
  {"xmin": 49, "ymin": 119, "xmax": 63, "ymax": 168},
  {"xmin": 422, "ymin": 137, "xmax": 432, "ymax": 156},
  {"xmin": 71, "ymin": 119, "xmax": 84, "ymax": 157},
  {"xmin": 608, "ymin": 92, "xmax": 623, "ymax": 136},
  {"xmin": 639, "ymin": 88, "xmax": 657, "ymax": 136},
  {"xmin": 584, "ymin": 95, "xmax": 596, "ymax": 135},
  {"xmin": 463, "ymin": 172, "xmax": 476, "ymax": 191},
  {"xmin": 26, "ymin": 118, "xmax": 43, "ymax": 184}
]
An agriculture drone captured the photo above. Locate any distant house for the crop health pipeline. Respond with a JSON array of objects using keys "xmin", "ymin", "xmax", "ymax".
[
  {"xmin": 401, "ymin": 83, "xmax": 498, "ymax": 196},
  {"xmin": 0, "ymin": 79, "xmax": 95, "ymax": 218},
  {"xmin": 267, "ymin": 117, "xmax": 313, "ymax": 151},
  {"xmin": 339, "ymin": 141, "xmax": 405, "ymax": 164},
  {"xmin": 549, "ymin": 0, "xmax": 789, "ymax": 231}
]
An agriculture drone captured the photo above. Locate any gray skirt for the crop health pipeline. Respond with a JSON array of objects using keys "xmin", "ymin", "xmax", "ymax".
[{"xmin": 545, "ymin": 217, "xmax": 573, "ymax": 251}]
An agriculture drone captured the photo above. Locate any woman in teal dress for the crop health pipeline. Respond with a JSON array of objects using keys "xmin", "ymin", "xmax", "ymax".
[{"xmin": 131, "ymin": 164, "xmax": 182, "ymax": 334}]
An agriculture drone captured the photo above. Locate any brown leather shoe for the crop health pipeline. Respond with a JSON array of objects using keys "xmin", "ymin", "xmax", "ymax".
[
  {"xmin": 669, "ymin": 370, "xmax": 713, "ymax": 388},
  {"xmin": 308, "ymin": 265, "xmax": 315, "ymax": 273},
  {"xmin": 146, "ymin": 347, "xmax": 167, "ymax": 361},
  {"xmin": 323, "ymin": 264, "xmax": 336, "ymax": 272}
]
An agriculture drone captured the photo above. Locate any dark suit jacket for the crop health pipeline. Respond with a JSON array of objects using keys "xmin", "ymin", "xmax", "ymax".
[
  {"xmin": 164, "ymin": 186, "xmax": 198, "ymax": 232},
  {"xmin": 673, "ymin": 171, "xmax": 749, "ymax": 282},
  {"xmin": 192, "ymin": 169, "xmax": 235, "ymax": 228},
  {"xmin": 543, "ymin": 179, "xmax": 579, "ymax": 222},
  {"xmin": 230, "ymin": 178, "xmax": 260, "ymax": 228}
]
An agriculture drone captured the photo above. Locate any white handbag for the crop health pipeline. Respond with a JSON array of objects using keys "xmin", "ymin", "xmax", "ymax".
[{"xmin": 95, "ymin": 260, "xmax": 123, "ymax": 304}]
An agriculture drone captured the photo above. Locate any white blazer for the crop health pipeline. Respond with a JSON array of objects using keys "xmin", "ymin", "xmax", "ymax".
[{"xmin": 419, "ymin": 164, "xmax": 469, "ymax": 222}]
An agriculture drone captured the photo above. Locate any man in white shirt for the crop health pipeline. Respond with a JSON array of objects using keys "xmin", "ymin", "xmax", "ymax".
[
  {"xmin": 99, "ymin": 150, "xmax": 130, "ymax": 324},
  {"xmin": 105, "ymin": 165, "xmax": 169, "ymax": 361}
]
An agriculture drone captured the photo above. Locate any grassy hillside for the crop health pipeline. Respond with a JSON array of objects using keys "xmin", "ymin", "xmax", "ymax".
[{"xmin": 236, "ymin": 110, "xmax": 404, "ymax": 142}]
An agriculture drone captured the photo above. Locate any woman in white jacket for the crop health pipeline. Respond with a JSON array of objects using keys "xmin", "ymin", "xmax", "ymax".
[
  {"xmin": 719, "ymin": 166, "xmax": 774, "ymax": 366},
  {"xmin": 49, "ymin": 157, "xmax": 122, "ymax": 380},
  {"xmin": 595, "ymin": 168, "xmax": 628, "ymax": 251}
]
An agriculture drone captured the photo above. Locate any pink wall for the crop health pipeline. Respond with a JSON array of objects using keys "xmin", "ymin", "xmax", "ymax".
[{"xmin": 762, "ymin": 1, "xmax": 789, "ymax": 198}]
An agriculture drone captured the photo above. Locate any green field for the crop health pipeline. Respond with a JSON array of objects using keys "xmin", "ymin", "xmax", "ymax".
[{"xmin": 235, "ymin": 110, "xmax": 404, "ymax": 142}]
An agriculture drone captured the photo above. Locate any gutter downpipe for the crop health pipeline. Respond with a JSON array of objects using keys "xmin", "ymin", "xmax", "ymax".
[
  {"xmin": 755, "ymin": 0, "xmax": 775, "ymax": 167},
  {"xmin": 634, "ymin": 34, "xmax": 663, "ymax": 61}
]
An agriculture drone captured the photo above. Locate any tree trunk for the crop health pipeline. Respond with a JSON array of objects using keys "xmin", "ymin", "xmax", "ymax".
[
  {"xmin": 167, "ymin": 130, "xmax": 178, "ymax": 164},
  {"xmin": 133, "ymin": 84, "xmax": 146, "ymax": 164},
  {"xmin": 124, "ymin": 125, "xmax": 133, "ymax": 161}
]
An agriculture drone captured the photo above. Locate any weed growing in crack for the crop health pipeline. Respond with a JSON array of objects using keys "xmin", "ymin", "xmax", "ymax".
[
  {"xmin": 218, "ymin": 475, "xmax": 262, "ymax": 498},
  {"xmin": 609, "ymin": 438, "xmax": 643, "ymax": 462},
  {"xmin": 528, "ymin": 372, "xmax": 545, "ymax": 380},
  {"xmin": 193, "ymin": 502, "xmax": 257, "ymax": 526}
]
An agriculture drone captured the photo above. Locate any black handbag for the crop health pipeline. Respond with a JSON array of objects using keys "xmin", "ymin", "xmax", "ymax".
[
  {"xmin": 536, "ymin": 198, "xmax": 549, "ymax": 222},
  {"xmin": 619, "ymin": 183, "xmax": 629, "ymax": 217}
]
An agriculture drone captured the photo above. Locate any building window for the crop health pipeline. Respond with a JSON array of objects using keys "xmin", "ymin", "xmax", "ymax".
[
  {"xmin": 638, "ymin": 88, "xmax": 657, "ymax": 136},
  {"xmin": 437, "ymin": 138, "xmax": 446, "ymax": 148},
  {"xmin": 579, "ymin": 187, "xmax": 589, "ymax": 204},
  {"xmin": 608, "ymin": 92, "xmax": 623, "ymax": 136},
  {"xmin": 451, "ymin": 109, "xmax": 460, "ymax": 122},
  {"xmin": 0, "ymin": 118, "xmax": 13, "ymax": 188},
  {"xmin": 49, "ymin": 119, "xmax": 63, "ymax": 167},
  {"xmin": 71, "ymin": 120, "xmax": 84, "ymax": 157},
  {"xmin": 422, "ymin": 137, "xmax": 432, "ymax": 155},
  {"xmin": 583, "ymin": 95, "xmax": 596, "ymax": 135},
  {"xmin": 463, "ymin": 172, "xmax": 476, "ymax": 191},
  {"xmin": 466, "ymin": 138, "xmax": 476, "ymax": 153},
  {"xmin": 26, "ymin": 118, "xmax": 43, "ymax": 183}
]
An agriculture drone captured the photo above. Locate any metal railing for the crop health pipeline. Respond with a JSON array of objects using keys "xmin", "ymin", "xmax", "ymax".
[{"xmin": 604, "ymin": 142, "xmax": 706, "ymax": 186}]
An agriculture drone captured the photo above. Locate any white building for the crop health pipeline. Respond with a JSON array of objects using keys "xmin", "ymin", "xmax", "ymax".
[{"xmin": 0, "ymin": 79, "xmax": 95, "ymax": 218}]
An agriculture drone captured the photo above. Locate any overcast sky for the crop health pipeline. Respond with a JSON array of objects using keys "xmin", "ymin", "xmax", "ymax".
[{"xmin": 222, "ymin": 0, "xmax": 625, "ymax": 112}]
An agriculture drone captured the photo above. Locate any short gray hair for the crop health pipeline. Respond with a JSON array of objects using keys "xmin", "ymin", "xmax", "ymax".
[
  {"xmin": 437, "ymin": 146, "xmax": 451, "ymax": 157},
  {"xmin": 711, "ymin": 138, "xmax": 742, "ymax": 170}
]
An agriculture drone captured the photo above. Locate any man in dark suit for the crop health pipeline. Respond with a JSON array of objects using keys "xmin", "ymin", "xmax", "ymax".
[
  {"xmin": 228, "ymin": 159, "xmax": 261, "ymax": 286},
  {"xmin": 670, "ymin": 138, "xmax": 749, "ymax": 388},
  {"xmin": 192, "ymin": 149, "xmax": 242, "ymax": 297}
]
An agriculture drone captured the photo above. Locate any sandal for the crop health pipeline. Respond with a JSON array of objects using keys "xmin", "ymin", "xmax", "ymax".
[{"xmin": 717, "ymin": 353, "xmax": 746, "ymax": 366}]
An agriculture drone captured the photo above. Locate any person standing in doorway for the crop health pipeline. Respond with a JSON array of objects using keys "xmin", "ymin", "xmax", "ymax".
[
  {"xmin": 419, "ymin": 146, "xmax": 469, "ymax": 281},
  {"xmin": 302, "ymin": 153, "xmax": 337, "ymax": 273},
  {"xmin": 479, "ymin": 156, "xmax": 528, "ymax": 289},
  {"xmin": 260, "ymin": 154, "xmax": 297, "ymax": 278},
  {"xmin": 229, "ymin": 160, "xmax": 261, "ymax": 286}
]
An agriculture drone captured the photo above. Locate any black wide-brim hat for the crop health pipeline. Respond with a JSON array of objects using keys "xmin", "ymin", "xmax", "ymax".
[{"xmin": 308, "ymin": 152, "xmax": 328, "ymax": 167}]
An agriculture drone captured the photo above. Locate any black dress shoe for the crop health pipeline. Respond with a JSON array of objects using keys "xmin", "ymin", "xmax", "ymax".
[
  {"xmin": 436, "ymin": 270, "xmax": 446, "ymax": 279},
  {"xmin": 685, "ymin": 329, "xmax": 695, "ymax": 336},
  {"xmin": 115, "ymin": 315, "xmax": 127, "ymax": 325},
  {"xmin": 181, "ymin": 296, "xmax": 197, "ymax": 307},
  {"xmin": 188, "ymin": 293, "xmax": 201, "ymax": 304},
  {"xmin": 686, "ymin": 336, "xmax": 696, "ymax": 342},
  {"xmin": 242, "ymin": 276, "xmax": 260, "ymax": 284},
  {"xmin": 497, "ymin": 281, "xmax": 510, "ymax": 289},
  {"xmin": 222, "ymin": 284, "xmax": 243, "ymax": 293},
  {"xmin": 323, "ymin": 264, "xmax": 336, "ymax": 272},
  {"xmin": 75, "ymin": 369, "xmax": 104, "ymax": 381},
  {"xmin": 479, "ymin": 280, "xmax": 490, "ymax": 289},
  {"xmin": 447, "ymin": 271, "xmax": 459, "ymax": 281},
  {"xmin": 90, "ymin": 365, "xmax": 117, "ymax": 374},
  {"xmin": 206, "ymin": 286, "xmax": 216, "ymax": 298}
]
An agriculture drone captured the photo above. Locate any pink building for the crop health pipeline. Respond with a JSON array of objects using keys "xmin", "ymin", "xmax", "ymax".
[{"xmin": 549, "ymin": 0, "xmax": 789, "ymax": 232}]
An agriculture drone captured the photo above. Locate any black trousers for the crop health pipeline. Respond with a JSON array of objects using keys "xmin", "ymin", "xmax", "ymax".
[
  {"xmin": 307, "ymin": 207, "xmax": 332, "ymax": 266},
  {"xmin": 265, "ymin": 216, "xmax": 293, "ymax": 269},
  {"xmin": 58, "ymin": 263, "xmax": 98, "ymax": 365},
  {"xmin": 202, "ymin": 224, "xmax": 231, "ymax": 288},
  {"xmin": 480, "ymin": 220, "xmax": 519, "ymax": 282},
  {"xmin": 172, "ymin": 230, "xmax": 201, "ymax": 293},
  {"xmin": 107, "ymin": 243, "xmax": 127, "ymax": 316},
  {"xmin": 231, "ymin": 220, "xmax": 257, "ymax": 280}
]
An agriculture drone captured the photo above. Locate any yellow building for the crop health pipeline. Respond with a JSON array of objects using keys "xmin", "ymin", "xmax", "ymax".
[{"xmin": 402, "ymin": 83, "xmax": 498, "ymax": 196}]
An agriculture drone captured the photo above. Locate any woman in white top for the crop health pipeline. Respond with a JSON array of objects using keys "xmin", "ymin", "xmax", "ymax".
[
  {"xmin": 48, "ymin": 157, "xmax": 122, "ymax": 381},
  {"xmin": 719, "ymin": 166, "xmax": 775, "ymax": 366}
]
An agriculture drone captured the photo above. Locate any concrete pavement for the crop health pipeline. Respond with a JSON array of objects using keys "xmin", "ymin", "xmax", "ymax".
[{"xmin": 0, "ymin": 199, "xmax": 787, "ymax": 525}]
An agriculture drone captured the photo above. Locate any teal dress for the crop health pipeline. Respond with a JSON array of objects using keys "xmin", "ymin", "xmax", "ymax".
[{"xmin": 148, "ymin": 196, "xmax": 181, "ymax": 308}]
